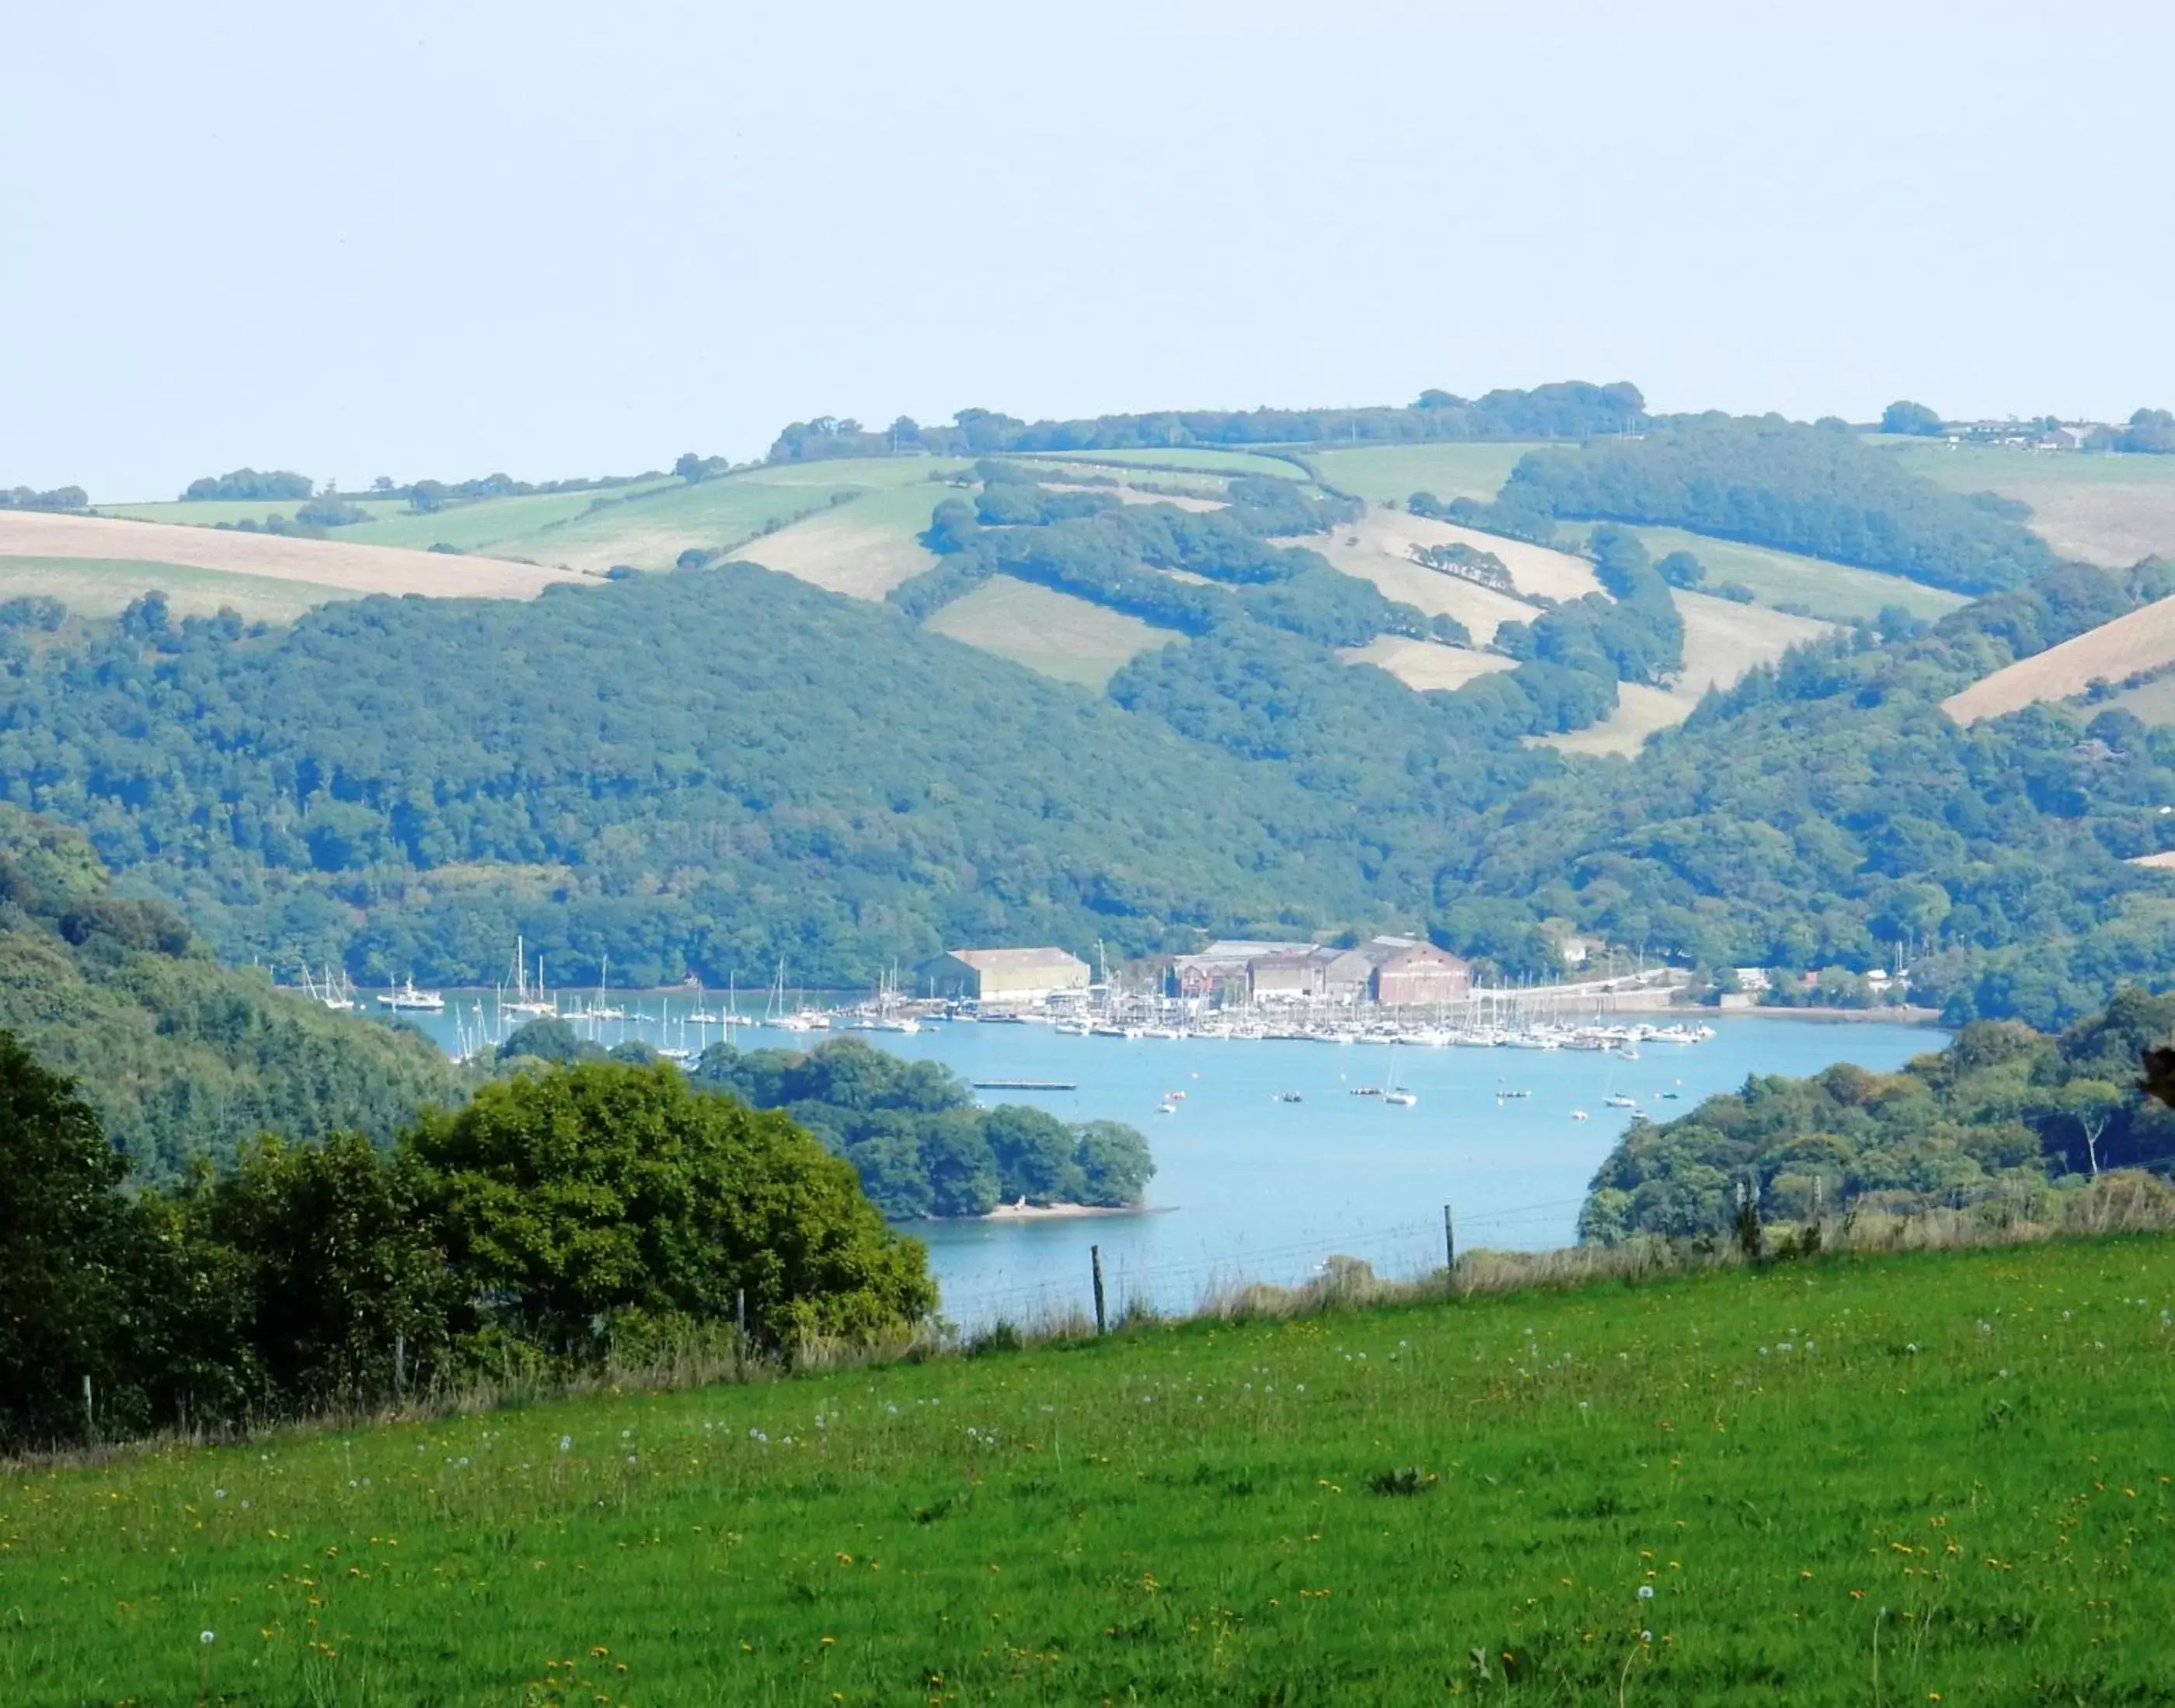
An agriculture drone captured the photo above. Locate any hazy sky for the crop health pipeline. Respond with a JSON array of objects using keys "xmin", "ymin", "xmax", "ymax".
[{"xmin": 5, "ymin": 2, "xmax": 2169, "ymax": 499}]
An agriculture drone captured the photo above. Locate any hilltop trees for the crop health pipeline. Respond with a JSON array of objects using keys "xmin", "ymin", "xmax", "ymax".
[
  {"xmin": 182, "ymin": 468, "xmax": 315, "ymax": 501},
  {"xmin": 1881, "ymin": 399, "xmax": 1945, "ymax": 436}
]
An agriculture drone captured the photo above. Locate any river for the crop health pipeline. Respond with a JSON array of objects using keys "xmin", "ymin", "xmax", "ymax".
[{"xmin": 392, "ymin": 995, "xmax": 1940, "ymax": 1327}]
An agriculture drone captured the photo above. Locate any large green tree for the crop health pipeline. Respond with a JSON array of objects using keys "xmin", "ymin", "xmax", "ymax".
[{"xmin": 406, "ymin": 1061, "xmax": 936, "ymax": 1351}]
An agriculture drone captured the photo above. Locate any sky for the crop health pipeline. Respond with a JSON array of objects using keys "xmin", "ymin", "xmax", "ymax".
[{"xmin": 4, "ymin": 0, "xmax": 2170, "ymax": 500}]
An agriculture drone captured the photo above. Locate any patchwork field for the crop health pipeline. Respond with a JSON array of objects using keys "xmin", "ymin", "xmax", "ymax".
[
  {"xmin": 1550, "ymin": 521, "xmax": 1971, "ymax": 623},
  {"xmin": 1315, "ymin": 505, "xmax": 1592, "ymax": 645},
  {"xmin": 9, "ymin": 1235, "xmax": 2175, "ymax": 1705},
  {"xmin": 922, "ymin": 573, "xmax": 1181, "ymax": 687},
  {"xmin": 1943, "ymin": 594, "xmax": 2175, "ymax": 724},
  {"xmin": 1307, "ymin": 441, "xmax": 1543, "ymax": 505},
  {"xmin": 1886, "ymin": 441, "xmax": 2175, "ymax": 567},
  {"xmin": 1537, "ymin": 593, "xmax": 1833, "ymax": 757},
  {"xmin": 0, "ymin": 556, "xmax": 342, "ymax": 622},
  {"xmin": 0, "ymin": 512, "xmax": 576, "ymax": 601},
  {"xmin": 1339, "ymin": 634, "xmax": 1516, "ymax": 692},
  {"xmin": 737, "ymin": 483, "xmax": 954, "ymax": 600}
]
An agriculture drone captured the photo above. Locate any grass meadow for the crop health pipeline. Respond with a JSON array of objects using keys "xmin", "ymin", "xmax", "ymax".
[
  {"xmin": 1308, "ymin": 443, "xmax": 1542, "ymax": 506},
  {"xmin": 0, "ymin": 556, "xmax": 345, "ymax": 622},
  {"xmin": 922, "ymin": 574, "xmax": 1180, "ymax": 686},
  {"xmin": 1023, "ymin": 447, "xmax": 1306, "ymax": 480},
  {"xmin": 1882, "ymin": 442, "xmax": 2175, "ymax": 568},
  {"xmin": 8, "ymin": 1233, "xmax": 2175, "ymax": 1704},
  {"xmin": 1549, "ymin": 522, "xmax": 1971, "ymax": 625}
]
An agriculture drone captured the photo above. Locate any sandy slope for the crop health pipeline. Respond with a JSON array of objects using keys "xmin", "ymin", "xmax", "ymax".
[
  {"xmin": 1943, "ymin": 594, "xmax": 2175, "ymax": 724},
  {"xmin": 0, "ymin": 512, "xmax": 580, "ymax": 598},
  {"xmin": 1339, "ymin": 636, "xmax": 1516, "ymax": 692}
]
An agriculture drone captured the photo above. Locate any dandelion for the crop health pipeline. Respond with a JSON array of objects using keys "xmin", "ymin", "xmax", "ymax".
[
  {"xmin": 1637, "ymin": 1585, "xmax": 1654, "ymax": 1601},
  {"xmin": 626, "ymin": 1455, "xmax": 639, "ymax": 1467},
  {"xmin": 1640, "ymin": 1630, "xmax": 1652, "ymax": 1644},
  {"xmin": 200, "ymin": 1630, "xmax": 216, "ymax": 1644},
  {"xmin": 559, "ymin": 1436, "xmax": 573, "ymax": 1452}
]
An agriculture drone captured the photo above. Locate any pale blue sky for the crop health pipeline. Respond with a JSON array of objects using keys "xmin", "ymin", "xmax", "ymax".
[{"xmin": 4, "ymin": 1, "xmax": 2168, "ymax": 499}]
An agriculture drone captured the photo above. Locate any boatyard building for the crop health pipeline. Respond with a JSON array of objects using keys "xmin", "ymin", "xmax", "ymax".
[{"xmin": 917, "ymin": 946, "xmax": 1090, "ymax": 1006}]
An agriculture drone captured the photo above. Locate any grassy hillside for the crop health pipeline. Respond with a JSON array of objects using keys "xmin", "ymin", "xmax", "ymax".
[
  {"xmin": 0, "ymin": 512, "xmax": 577, "ymax": 602},
  {"xmin": 1550, "ymin": 521, "xmax": 1971, "ymax": 624},
  {"xmin": 1535, "ymin": 592, "xmax": 1833, "ymax": 757},
  {"xmin": 10, "ymin": 1234, "xmax": 2175, "ymax": 1703},
  {"xmin": 922, "ymin": 574, "xmax": 1180, "ymax": 687},
  {"xmin": 0, "ymin": 806, "xmax": 466, "ymax": 1177},
  {"xmin": 1887, "ymin": 442, "xmax": 2175, "ymax": 568},
  {"xmin": 1308, "ymin": 441, "xmax": 1542, "ymax": 504},
  {"xmin": 0, "ymin": 555, "xmax": 340, "ymax": 622}
]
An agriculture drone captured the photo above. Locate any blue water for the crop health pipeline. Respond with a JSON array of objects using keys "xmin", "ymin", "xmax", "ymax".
[{"xmin": 393, "ymin": 997, "xmax": 1937, "ymax": 1326}]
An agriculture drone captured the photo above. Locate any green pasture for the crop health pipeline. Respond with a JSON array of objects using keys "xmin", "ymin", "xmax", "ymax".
[
  {"xmin": 1881, "ymin": 441, "xmax": 2175, "ymax": 494},
  {"xmin": 9, "ymin": 1234, "xmax": 2175, "ymax": 1704},
  {"xmin": 1549, "ymin": 522, "xmax": 1971, "ymax": 623},
  {"xmin": 0, "ymin": 556, "xmax": 344, "ymax": 623},
  {"xmin": 1308, "ymin": 442, "xmax": 1543, "ymax": 505},
  {"xmin": 1024, "ymin": 446, "xmax": 1308, "ymax": 479},
  {"xmin": 96, "ymin": 499, "xmax": 409, "ymax": 528},
  {"xmin": 923, "ymin": 574, "xmax": 1180, "ymax": 686}
]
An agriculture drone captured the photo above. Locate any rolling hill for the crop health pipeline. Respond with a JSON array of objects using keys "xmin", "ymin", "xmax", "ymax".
[
  {"xmin": 1887, "ymin": 440, "xmax": 2175, "ymax": 568},
  {"xmin": 1942, "ymin": 593, "xmax": 2175, "ymax": 724}
]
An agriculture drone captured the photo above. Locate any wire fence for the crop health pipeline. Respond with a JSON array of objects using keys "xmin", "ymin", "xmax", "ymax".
[{"xmin": 936, "ymin": 1194, "xmax": 1591, "ymax": 1328}]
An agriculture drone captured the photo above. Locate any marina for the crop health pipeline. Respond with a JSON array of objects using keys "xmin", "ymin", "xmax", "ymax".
[{"xmin": 364, "ymin": 978, "xmax": 1941, "ymax": 1326}]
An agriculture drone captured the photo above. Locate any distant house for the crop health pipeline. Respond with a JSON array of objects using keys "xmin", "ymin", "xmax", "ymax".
[
  {"xmin": 1357, "ymin": 936, "xmax": 1472, "ymax": 1006},
  {"xmin": 1733, "ymin": 967, "xmax": 1772, "ymax": 992},
  {"xmin": 915, "ymin": 947, "xmax": 1089, "ymax": 1006}
]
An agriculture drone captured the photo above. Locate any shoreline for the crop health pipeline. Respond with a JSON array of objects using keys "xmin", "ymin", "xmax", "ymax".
[
  {"xmin": 1725, "ymin": 1005, "xmax": 1946, "ymax": 1026},
  {"xmin": 936, "ymin": 1201, "xmax": 1153, "ymax": 1224}
]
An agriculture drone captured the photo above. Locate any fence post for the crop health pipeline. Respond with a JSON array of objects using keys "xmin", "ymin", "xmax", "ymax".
[
  {"xmin": 1443, "ymin": 1203, "xmax": 1456, "ymax": 1282},
  {"xmin": 735, "ymin": 1287, "xmax": 748, "ymax": 1379},
  {"xmin": 1091, "ymin": 1244, "xmax": 1107, "ymax": 1335},
  {"xmin": 82, "ymin": 1374, "xmax": 93, "ymax": 1436}
]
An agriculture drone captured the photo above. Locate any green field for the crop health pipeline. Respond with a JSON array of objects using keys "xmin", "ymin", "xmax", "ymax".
[
  {"xmin": 922, "ymin": 573, "xmax": 1180, "ymax": 685},
  {"xmin": 9, "ymin": 1234, "xmax": 2175, "ymax": 1704},
  {"xmin": 1549, "ymin": 521, "xmax": 1971, "ymax": 622},
  {"xmin": 1307, "ymin": 442, "xmax": 1544, "ymax": 505},
  {"xmin": 1023, "ymin": 446, "xmax": 1308, "ymax": 480},
  {"xmin": 1881, "ymin": 442, "xmax": 2175, "ymax": 567},
  {"xmin": 97, "ymin": 497, "xmax": 408, "ymax": 528},
  {"xmin": 737, "ymin": 483, "xmax": 957, "ymax": 601},
  {"xmin": 0, "ymin": 555, "xmax": 346, "ymax": 622}
]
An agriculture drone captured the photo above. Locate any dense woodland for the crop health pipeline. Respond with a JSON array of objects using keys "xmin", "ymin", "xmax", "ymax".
[
  {"xmin": 0, "ymin": 1037, "xmax": 935, "ymax": 1452},
  {"xmin": 0, "ymin": 807, "xmax": 465, "ymax": 1179},
  {"xmin": 1580, "ymin": 988, "xmax": 2175, "ymax": 1242},
  {"xmin": 767, "ymin": 382, "xmax": 1647, "ymax": 462},
  {"xmin": 1463, "ymin": 416, "xmax": 2056, "ymax": 593},
  {"xmin": 7, "ymin": 401, "xmax": 2175, "ymax": 1026},
  {"xmin": 691, "ymin": 1037, "xmax": 1154, "ymax": 1218}
]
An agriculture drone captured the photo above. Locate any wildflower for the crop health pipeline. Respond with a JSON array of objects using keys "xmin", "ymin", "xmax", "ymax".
[
  {"xmin": 626, "ymin": 1455, "xmax": 638, "ymax": 1467},
  {"xmin": 1640, "ymin": 1630, "xmax": 1652, "ymax": 1644},
  {"xmin": 212, "ymin": 1489, "xmax": 226, "ymax": 1500},
  {"xmin": 1637, "ymin": 1585, "xmax": 1654, "ymax": 1600},
  {"xmin": 200, "ymin": 1630, "xmax": 216, "ymax": 1645},
  {"xmin": 559, "ymin": 1436, "xmax": 573, "ymax": 1452}
]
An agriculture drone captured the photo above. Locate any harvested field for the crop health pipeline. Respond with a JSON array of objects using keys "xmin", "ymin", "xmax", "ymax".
[
  {"xmin": 1887, "ymin": 442, "xmax": 2175, "ymax": 567},
  {"xmin": 1307, "ymin": 441, "xmax": 1542, "ymax": 505},
  {"xmin": 1944, "ymin": 594, "xmax": 2175, "ymax": 724},
  {"xmin": 734, "ymin": 484, "xmax": 952, "ymax": 600},
  {"xmin": 922, "ymin": 574, "xmax": 1181, "ymax": 687},
  {"xmin": 0, "ymin": 555, "xmax": 342, "ymax": 622},
  {"xmin": 1537, "ymin": 593, "xmax": 1832, "ymax": 756},
  {"xmin": 1314, "ymin": 504, "xmax": 1589, "ymax": 643},
  {"xmin": 1339, "ymin": 635, "xmax": 1515, "ymax": 692},
  {"xmin": 0, "ymin": 512, "xmax": 577, "ymax": 600},
  {"xmin": 1041, "ymin": 482, "xmax": 1225, "ymax": 512},
  {"xmin": 2129, "ymin": 851, "xmax": 2175, "ymax": 870}
]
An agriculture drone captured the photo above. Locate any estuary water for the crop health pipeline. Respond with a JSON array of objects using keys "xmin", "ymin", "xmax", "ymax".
[{"xmin": 396, "ymin": 996, "xmax": 1939, "ymax": 1327}]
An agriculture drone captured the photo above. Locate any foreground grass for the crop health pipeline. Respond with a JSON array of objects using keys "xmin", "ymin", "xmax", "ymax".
[{"xmin": 9, "ymin": 1236, "xmax": 2175, "ymax": 1704}]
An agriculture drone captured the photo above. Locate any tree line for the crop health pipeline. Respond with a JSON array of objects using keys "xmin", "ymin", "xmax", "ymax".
[
  {"xmin": 1457, "ymin": 414, "xmax": 2058, "ymax": 593},
  {"xmin": 767, "ymin": 382, "xmax": 1648, "ymax": 462},
  {"xmin": 0, "ymin": 1034, "xmax": 935, "ymax": 1454},
  {"xmin": 1579, "ymin": 988, "xmax": 2175, "ymax": 1243}
]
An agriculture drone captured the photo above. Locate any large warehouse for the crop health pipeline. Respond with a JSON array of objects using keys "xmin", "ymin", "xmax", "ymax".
[{"xmin": 915, "ymin": 946, "xmax": 1091, "ymax": 1006}]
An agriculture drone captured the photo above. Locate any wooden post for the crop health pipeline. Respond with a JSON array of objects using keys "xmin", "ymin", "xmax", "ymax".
[
  {"xmin": 735, "ymin": 1287, "xmax": 748, "ymax": 1378},
  {"xmin": 1091, "ymin": 1244, "xmax": 1107, "ymax": 1335},
  {"xmin": 82, "ymin": 1374, "xmax": 93, "ymax": 1435},
  {"xmin": 1443, "ymin": 1204, "xmax": 1455, "ymax": 1280},
  {"xmin": 393, "ymin": 1332, "xmax": 406, "ymax": 1397}
]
